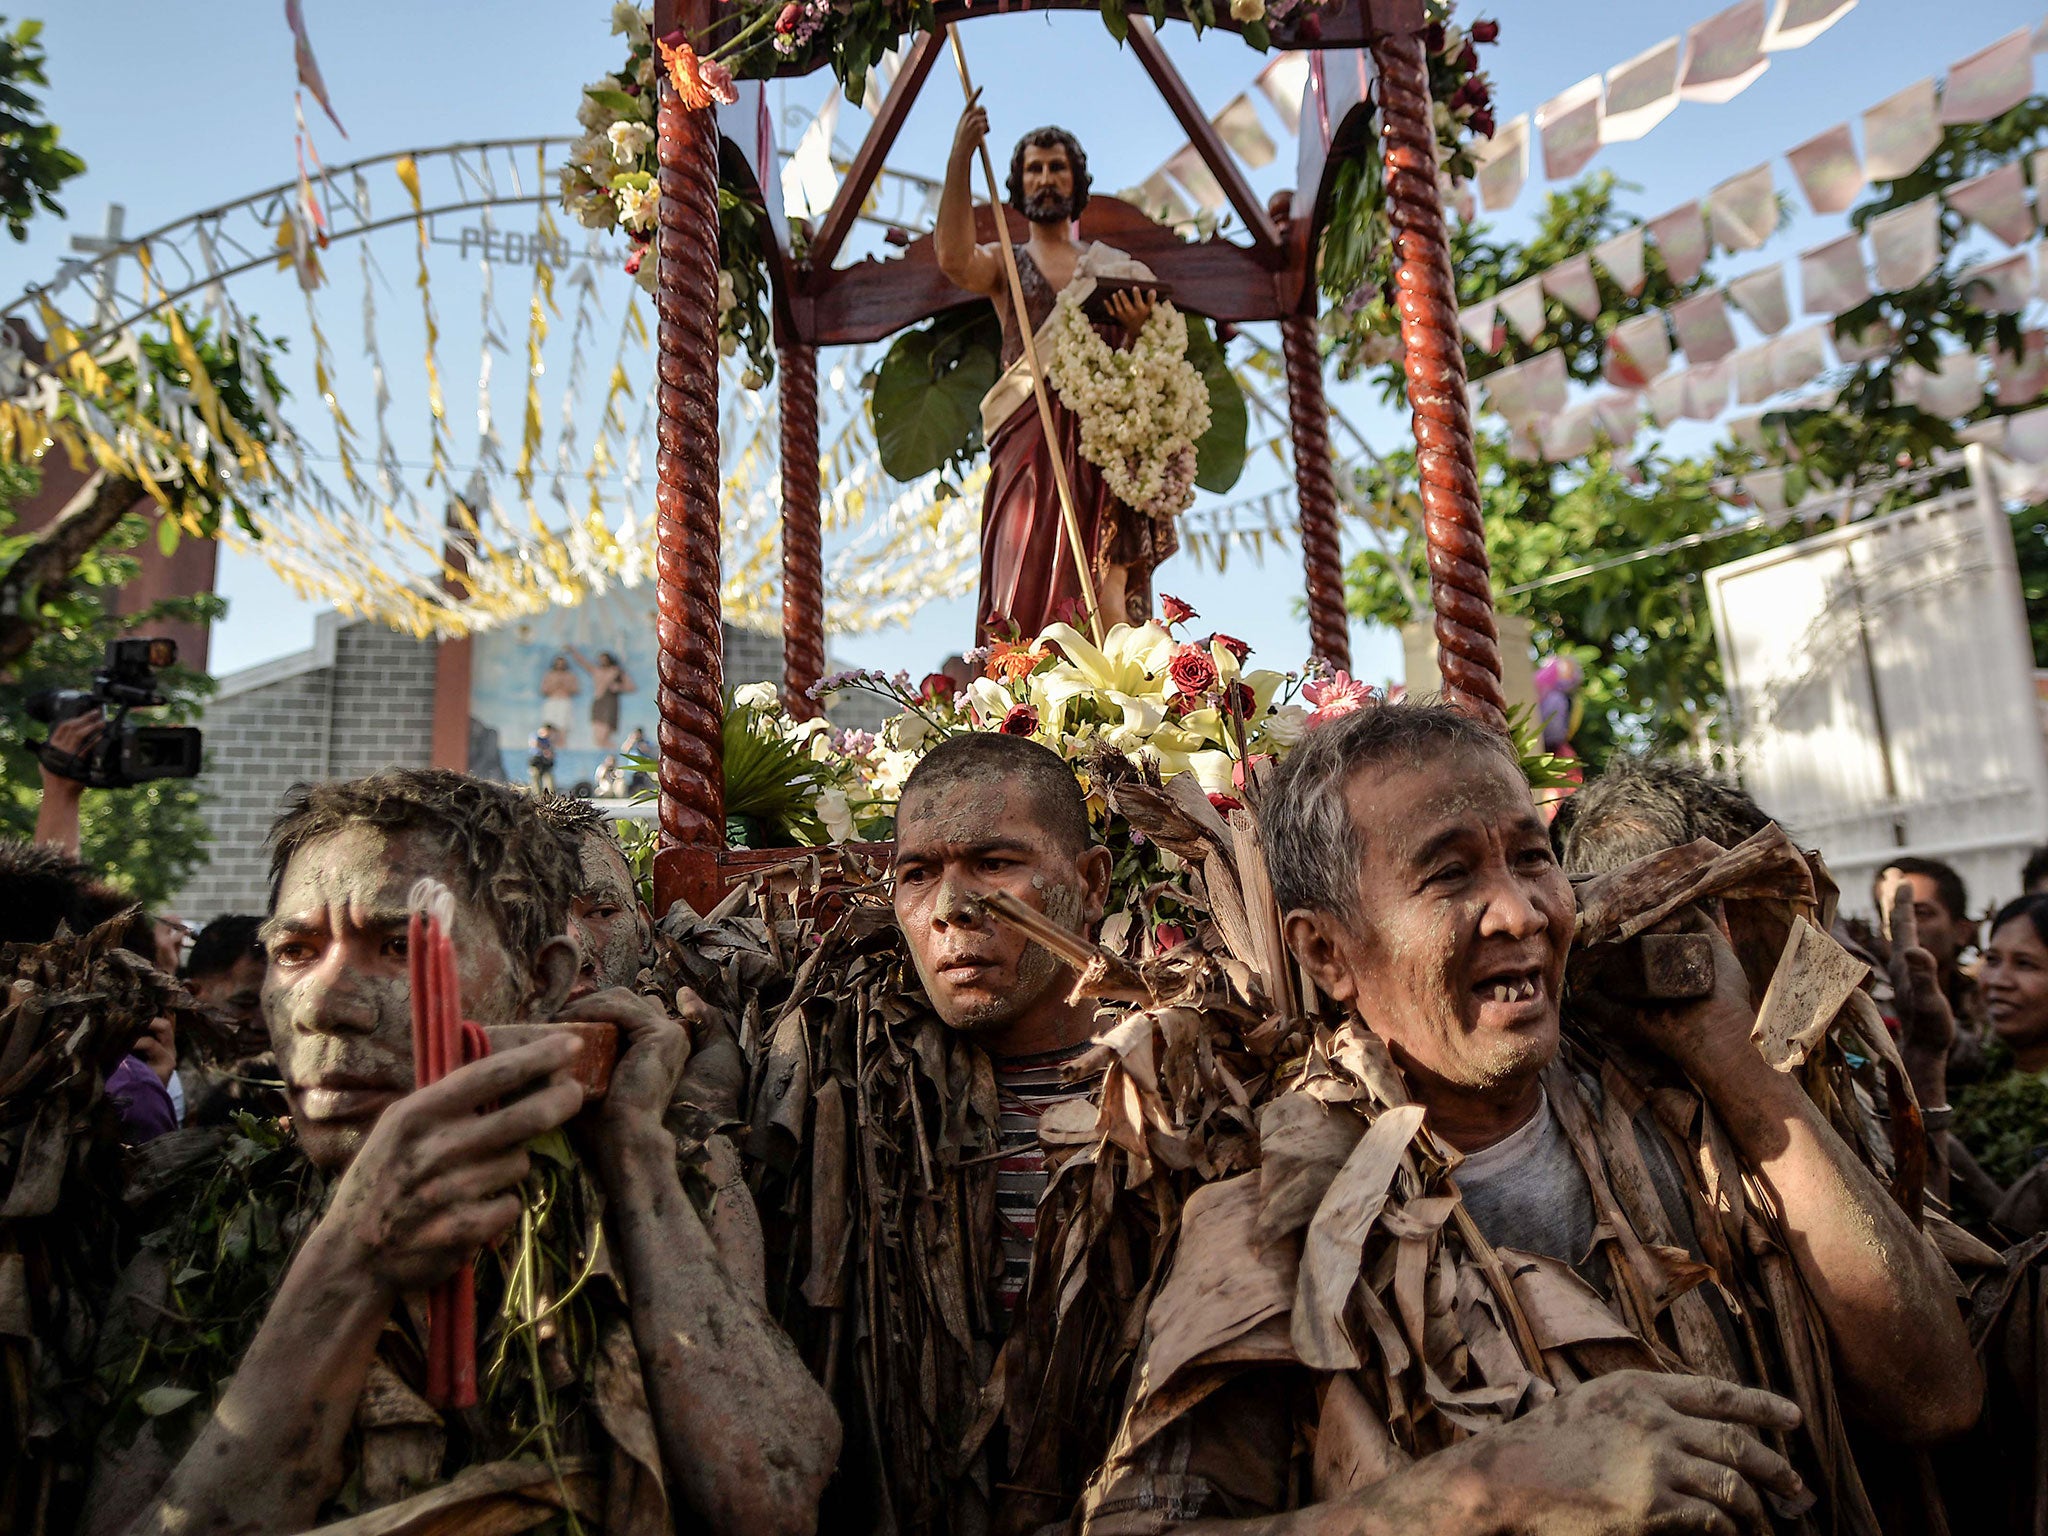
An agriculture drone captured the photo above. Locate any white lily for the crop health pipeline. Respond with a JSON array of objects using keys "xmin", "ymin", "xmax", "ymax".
[{"xmin": 1037, "ymin": 621, "xmax": 1175, "ymax": 697}]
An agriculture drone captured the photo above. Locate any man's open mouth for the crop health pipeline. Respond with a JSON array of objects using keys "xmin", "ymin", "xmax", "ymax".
[{"xmin": 1471, "ymin": 967, "xmax": 1545, "ymax": 1007}]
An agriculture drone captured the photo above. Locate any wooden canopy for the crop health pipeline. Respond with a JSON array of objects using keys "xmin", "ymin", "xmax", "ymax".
[{"xmin": 645, "ymin": 0, "xmax": 1503, "ymax": 913}]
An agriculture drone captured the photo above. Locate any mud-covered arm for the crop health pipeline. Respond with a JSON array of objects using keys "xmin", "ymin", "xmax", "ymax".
[
  {"xmin": 1634, "ymin": 921, "xmax": 1981, "ymax": 1445},
  {"xmin": 114, "ymin": 1040, "xmax": 585, "ymax": 1536},
  {"xmin": 579, "ymin": 988, "xmax": 840, "ymax": 1536}
]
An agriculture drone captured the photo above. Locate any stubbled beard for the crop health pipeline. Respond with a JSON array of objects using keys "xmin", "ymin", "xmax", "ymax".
[{"xmin": 1021, "ymin": 190, "xmax": 1076, "ymax": 223}]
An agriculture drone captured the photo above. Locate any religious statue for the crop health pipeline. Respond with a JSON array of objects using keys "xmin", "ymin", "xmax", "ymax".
[{"xmin": 938, "ymin": 109, "xmax": 1206, "ymax": 643}]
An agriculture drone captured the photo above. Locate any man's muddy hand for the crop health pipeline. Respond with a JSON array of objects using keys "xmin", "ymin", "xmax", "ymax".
[
  {"xmin": 1888, "ymin": 882, "xmax": 1956, "ymax": 1061},
  {"xmin": 321, "ymin": 1036, "xmax": 584, "ymax": 1294},
  {"xmin": 1610, "ymin": 912, "xmax": 1762, "ymax": 1084},
  {"xmin": 559, "ymin": 986, "xmax": 689, "ymax": 1159},
  {"xmin": 1433, "ymin": 1371, "xmax": 1805, "ymax": 1535}
]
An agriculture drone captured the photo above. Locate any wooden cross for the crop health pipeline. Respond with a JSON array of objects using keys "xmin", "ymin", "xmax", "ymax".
[{"xmin": 67, "ymin": 202, "xmax": 129, "ymax": 332}]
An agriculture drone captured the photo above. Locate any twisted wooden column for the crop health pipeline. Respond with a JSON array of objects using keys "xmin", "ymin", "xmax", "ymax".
[
  {"xmin": 1372, "ymin": 28, "xmax": 1506, "ymax": 732},
  {"xmin": 780, "ymin": 341, "xmax": 825, "ymax": 720},
  {"xmin": 1281, "ymin": 311, "xmax": 1351, "ymax": 673},
  {"xmin": 652, "ymin": 76, "xmax": 725, "ymax": 905}
]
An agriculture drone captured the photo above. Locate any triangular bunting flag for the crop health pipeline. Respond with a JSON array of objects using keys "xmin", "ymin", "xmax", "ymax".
[
  {"xmin": 1685, "ymin": 359, "xmax": 1732, "ymax": 419},
  {"xmin": 1726, "ymin": 412, "xmax": 1769, "ymax": 450},
  {"xmin": 1538, "ymin": 76, "xmax": 1604, "ymax": 181},
  {"xmin": 1254, "ymin": 52, "xmax": 1310, "ymax": 135},
  {"xmin": 1646, "ymin": 371, "xmax": 1690, "ymax": 426},
  {"xmin": 1165, "ymin": 145, "xmax": 1227, "ymax": 211},
  {"xmin": 1459, "ymin": 299, "xmax": 1499, "ymax": 350},
  {"xmin": 1832, "ymin": 318, "xmax": 1894, "ymax": 361},
  {"xmin": 1681, "ymin": 0, "xmax": 1770, "ymax": 104},
  {"xmin": 1908, "ymin": 350, "xmax": 1983, "ymax": 416},
  {"xmin": 1800, "ymin": 231, "xmax": 1870, "ymax": 312},
  {"xmin": 1671, "ymin": 290, "xmax": 1739, "ymax": 363},
  {"xmin": 1135, "ymin": 173, "xmax": 1192, "ymax": 224},
  {"xmin": 1960, "ymin": 250, "xmax": 2033, "ymax": 313},
  {"xmin": 1743, "ymin": 466, "xmax": 1791, "ymax": 518},
  {"xmin": 1540, "ymin": 254, "xmax": 1603, "ymax": 320},
  {"xmin": 1592, "ymin": 227, "xmax": 1647, "ymax": 295},
  {"xmin": 1605, "ymin": 312, "xmax": 1672, "ymax": 387},
  {"xmin": 1940, "ymin": 28, "xmax": 2033, "ymax": 125},
  {"xmin": 1763, "ymin": 0, "xmax": 1856, "ymax": 51},
  {"xmin": 1594, "ymin": 391, "xmax": 1642, "ymax": 444},
  {"xmin": 1863, "ymin": 79, "xmax": 1940, "ymax": 181},
  {"xmin": 1771, "ymin": 328, "xmax": 1830, "ymax": 394},
  {"xmin": 1541, "ymin": 403, "xmax": 1598, "ymax": 462},
  {"xmin": 1994, "ymin": 330, "xmax": 2048, "ymax": 406},
  {"xmin": 1707, "ymin": 164, "xmax": 1777, "ymax": 251},
  {"xmin": 1495, "ymin": 277, "xmax": 1548, "ymax": 341},
  {"xmin": 1728, "ymin": 264, "xmax": 1791, "ymax": 334},
  {"xmin": 1213, "ymin": 95, "xmax": 1277, "ymax": 169},
  {"xmin": 1946, "ymin": 161, "xmax": 2033, "ymax": 246},
  {"xmin": 1649, "ymin": 203, "xmax": 1709, "ymax": 285},
  {"xmin": 1868, "ymin": 196, "xmax": 1940, "ymax": 290},
  {"xmin": 2006, "ymin": 403, "xmax": 2048, "ymax": 464},
  {"xmin": 1602, "ymin": 37, "xmax": 1683, "ymax": 142},
  {"xmin": 1476, "ymin": 115, "xmax": 1529, "ymax": 211},
  {"xmin": 1785, "ymin": 123, "xmax": 1864, "ymax": 214}
]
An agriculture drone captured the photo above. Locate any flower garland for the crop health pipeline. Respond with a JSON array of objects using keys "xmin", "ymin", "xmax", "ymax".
[
  {"xmin": 559, "ymin": 4, "xmax": 776, "ymax": 389},
  {"xmin": 1043, "ymin": 294, "xmax": 1211, "ymax": 520}
]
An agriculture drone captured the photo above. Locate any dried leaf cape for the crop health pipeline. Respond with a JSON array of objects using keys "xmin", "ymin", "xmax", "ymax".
[{"xmin": 4, "ymin": 910, "xmax": 752, "ymax": 1536}]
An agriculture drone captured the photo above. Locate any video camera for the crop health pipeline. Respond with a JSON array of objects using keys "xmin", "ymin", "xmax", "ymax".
[{"xmin": 26, "ymin": 637, "xmax": 204, "ymax": 789}]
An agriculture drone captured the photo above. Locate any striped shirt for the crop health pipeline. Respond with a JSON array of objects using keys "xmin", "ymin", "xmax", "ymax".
[{"xmin": 993, "ymin": 1043, "xmax": 1099, "ymax": 1311}]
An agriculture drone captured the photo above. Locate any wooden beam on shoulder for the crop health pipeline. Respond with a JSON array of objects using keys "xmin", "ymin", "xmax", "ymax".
[{"xmin": 1124, "ymin": 18, "xmax": 1281, "ymax": 254}]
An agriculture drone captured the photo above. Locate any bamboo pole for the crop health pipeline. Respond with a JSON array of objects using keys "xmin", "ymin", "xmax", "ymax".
[{"xmin": 945, "ymin": 26, "xmax": 1106, "ymax": 646}]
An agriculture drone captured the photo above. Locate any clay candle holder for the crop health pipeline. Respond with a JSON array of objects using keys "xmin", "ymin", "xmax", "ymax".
[{"xmin": 483, "ymin": 1021, "xmax": 619, "ymax": 1102}]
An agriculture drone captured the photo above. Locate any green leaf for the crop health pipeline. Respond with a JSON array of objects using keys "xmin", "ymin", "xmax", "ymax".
[
  {"xmin": 155, "ymin": 515, "xmax": 181, "ymax": 557},
  {"xmin": 1099, "ymin": 0, "xmax": 1131, "ymax": 43},
  {"xmin": 582, "ymin": 87, "xmax": 641, "ymax": 118},
  {"xmin": 1184, "ymin": 318, "xmax": 1247, "ymax": 494},
  {"xmin": 136, "ymin": 1385, "xmax": 200, "ymax": 1417},
  {"xmin": 527, "ymin": 1126, "xmax": 575, "ymax": 1168},
  {"xmin": 870, "ymin": 308, "xmax": 999, "ymax": 482}
]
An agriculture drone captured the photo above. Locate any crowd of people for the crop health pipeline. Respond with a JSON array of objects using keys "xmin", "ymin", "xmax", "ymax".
[{"xmin": 10, "ymin": 694, "xmax": 2048, "ymax": 1535}]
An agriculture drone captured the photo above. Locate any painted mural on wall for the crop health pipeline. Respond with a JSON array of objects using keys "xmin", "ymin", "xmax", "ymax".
[{"xmin": 470, "ymin": 583, "xmax": 660, "ymax": 793}]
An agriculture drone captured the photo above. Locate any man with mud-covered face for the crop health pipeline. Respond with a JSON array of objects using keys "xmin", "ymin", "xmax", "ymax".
[
  {"xmin": 893, "ymin": 733, "xmax": 1112, "ymax": 1059},
  {"xmin": 1079, "ymin": 704, "xmax": 1979, "ymax": 1536},
  {"xmin": 892, "ymin": 731, "xmax": 1112, "ymax": 1314},
  {"xmin": 111, "ymin": 769, "xmax": 838, "ymax": 1536}
]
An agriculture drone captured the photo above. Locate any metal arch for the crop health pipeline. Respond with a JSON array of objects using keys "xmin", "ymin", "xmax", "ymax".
[{"xmin": 12, "ymin": 132, "xmax": 946, "ymax": 368}]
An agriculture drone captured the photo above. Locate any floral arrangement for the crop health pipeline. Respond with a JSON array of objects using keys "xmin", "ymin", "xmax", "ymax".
[
  {"xmin": 560, "ymin": 4, "xmax": 776, "ymax": 388},
  {"xmin": 1321, "ymin": 10, "xmax": 1501, "ymax": 379},
  {"xmin": 1044, "ymin": 295, "xmax": 1211, "ymax": 520}
]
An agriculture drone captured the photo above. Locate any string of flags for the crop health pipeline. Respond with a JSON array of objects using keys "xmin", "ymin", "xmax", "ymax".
[{"xmin": 1474, "ymin": 0, "xmax": 1867, "ymax": 210}]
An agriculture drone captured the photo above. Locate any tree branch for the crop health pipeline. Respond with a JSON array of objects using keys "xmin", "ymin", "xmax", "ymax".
[{"xmin": 0, "ymin": 468, "xmax": 145, "ymax": 669}]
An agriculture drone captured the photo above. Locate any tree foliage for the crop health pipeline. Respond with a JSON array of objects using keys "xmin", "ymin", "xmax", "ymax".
[
  {"xmin": 0, "ymin": 469, "xmax": 218, "ymax": 907},
  {"xmin": 0, "ymin": 17, "xmax": 83, "ymax": 241}
]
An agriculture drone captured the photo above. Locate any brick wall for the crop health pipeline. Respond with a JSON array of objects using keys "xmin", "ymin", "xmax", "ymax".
[{"xmin": 175, "ymin": 614, "xmax": 800, "ymax": 920}]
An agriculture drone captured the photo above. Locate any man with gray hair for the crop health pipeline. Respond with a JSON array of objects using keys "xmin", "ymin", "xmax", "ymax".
[{"xmin": 1082, "ymin": 702, "xmax": 1978, "ymax": 1534}]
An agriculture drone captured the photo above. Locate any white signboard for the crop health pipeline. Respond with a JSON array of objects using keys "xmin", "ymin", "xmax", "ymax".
[{"xmin": 1706, "ymin": 448, "xmax": 2048, "ymax": 918}]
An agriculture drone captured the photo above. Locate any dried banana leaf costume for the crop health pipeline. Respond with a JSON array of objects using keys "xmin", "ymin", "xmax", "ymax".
[{"xmin": 981, "ymin": 811, "xmax": 1981, "ymax": 1536}]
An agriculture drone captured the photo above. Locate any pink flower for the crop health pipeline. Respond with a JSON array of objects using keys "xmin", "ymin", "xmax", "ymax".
[
  {"xmin": 1155, "ymin": 922, "xmax": 1187, "ymax": 952},
  {"xmin": 918, "ymin": 672, "xmax": 959, "ymax": 703},
  {"xmin": 1232, "ymin": 753, "xmax": 1271, "ymax": 792},
  {"xmin": 1160, "ymin": 593, "xmax": 1198, "ymax": 627},
  {"xmin": 1211, "ymin": 632, "xmax": 1251, "ymax": 664},
  {"xmin": 775, "ymin": 2, "xmax": 801, "ymax": 30},
  {"xmin": 1000, "ymin": 703, "xmax": 1039, "ymax": 736},
  {"xmin": 1302, "ymin": 670, "xmax": 1378, "ymax": 727},
  {"xmin": 1167, "ymin": 644, "xmax": 1218, "ymax": 698},
  {"xmin": 697, "ymin": 55, "xmax": 737, "ymax": 105}
]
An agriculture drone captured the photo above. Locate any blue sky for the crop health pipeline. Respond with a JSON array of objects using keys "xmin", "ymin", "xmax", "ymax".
[{"xmin": 7, "ymin": 0, "xmax": 2045, "ymax": 687}]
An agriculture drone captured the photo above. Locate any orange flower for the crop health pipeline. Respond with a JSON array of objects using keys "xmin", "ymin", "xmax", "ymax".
[
  {"xmin": 657, "ymin": 36, "xmax": 737, "ymax": 110},
  {"xmin": 985, "ymin": 640, "xmax": 1049, "ymax": 686}
]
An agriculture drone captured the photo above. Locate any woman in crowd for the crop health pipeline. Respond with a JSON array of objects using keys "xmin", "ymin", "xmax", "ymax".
[{"xmin": 1955, "ymin": 893, "xmax": 2048, "ymax": 1232}]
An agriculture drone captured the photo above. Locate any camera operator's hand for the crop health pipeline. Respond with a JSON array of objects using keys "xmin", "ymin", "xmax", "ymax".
[
  {"xmin": 33, "ymin": 712, "xmax": 105, "ymax": 856},
  {"xmin": 133, "ymin": 1015, "xmax": 177, "ymax": 1087}
]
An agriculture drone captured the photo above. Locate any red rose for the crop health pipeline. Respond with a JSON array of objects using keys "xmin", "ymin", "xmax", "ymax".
[
  {"xmin": 919, "ymin": 672, "xmax": 958, "ymax": 703},
  {"xmin": 1207, "ymin": 792, "xmax": 1244, "ymax": 813},
  {"xmin": 1000, "ymin": 703, "xmax": 1039, "ymax": 736},
  {"xmin": 1212, "ymin": 632, "xmax": 1251, "ymax": 664},
  {"xmin": 623, "ymin": 248, "xmax": 644, "ymax": 276},
  {"xmin": 1160, "ymin": 592, "xmax": 1198, "ymax": 627},
  {"xmin": 1423, "ymin": 22, "xmax": 1445, "ymax": 51},
  {"xmin": 1469, "ymin": 107, "xmax": 1496, "ymax": 138},
  {"xmin": 1298, "ymin": 12, "xmax": 1321, "ymax": 40},
  {"xmin": 1470, "ymin": 18, "xmax": 1500, "ymax": 43},
  {"xmin": 1155, "ymin": 923, "xmax": 1187, "ymax": 952},
  {"xmin": 1230, "ymin": 683, "xmax": 1256, "ymax": 718},
  {"xmin": 1168, "ymin": 644, "xmax": 1218, "ymax": 697},
  {"xmin": 1457, "ymin": 41, "xmax": 1478, "ymax": 71},
  {"xmin": 775, "ymin": 2, "xmax": 801, "ymax": 31}
]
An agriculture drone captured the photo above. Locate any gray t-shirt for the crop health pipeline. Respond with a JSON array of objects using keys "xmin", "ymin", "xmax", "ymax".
[{"xmin": 1455, "ymin": 1085, "xmax": 1697, "ymax": 1276}]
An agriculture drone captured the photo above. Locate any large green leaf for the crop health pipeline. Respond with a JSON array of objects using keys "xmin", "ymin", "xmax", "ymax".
[
  {"xmin": 1185, "ymin": 317, "xmax": 1248, "ymax": 494},
  {"xmin": 871, "ymin": 307, "xmax": 1001, "ymax": 483}
]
